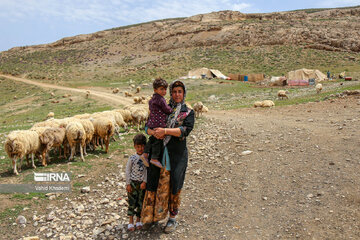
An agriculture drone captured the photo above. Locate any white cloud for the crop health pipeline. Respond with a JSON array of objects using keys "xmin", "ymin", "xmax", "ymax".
[{"xmin": 0, "ymin": 0, "xmax": 252, "ymax": 26}]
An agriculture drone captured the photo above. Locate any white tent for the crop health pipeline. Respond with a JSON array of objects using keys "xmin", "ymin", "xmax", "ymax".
[
  {"xmin": 287, "ymin": 68, "xmax": 327, "ymax": 82},
  {"xmin": 188, "ymin": 68, "xmax": 227, "ymax": 79}
]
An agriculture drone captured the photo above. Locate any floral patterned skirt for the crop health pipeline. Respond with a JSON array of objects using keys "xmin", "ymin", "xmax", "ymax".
[{"xmin": 141, "ymin": 167, "xmax": 182, "ymax": 223}]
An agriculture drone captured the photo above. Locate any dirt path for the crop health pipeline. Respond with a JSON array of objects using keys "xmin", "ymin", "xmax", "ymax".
[{"xmin": 0, "ymin": 74, "xmax": 134, "ymax": 106}]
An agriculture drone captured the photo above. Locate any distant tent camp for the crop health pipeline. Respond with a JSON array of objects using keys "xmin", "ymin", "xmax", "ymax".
[
  {"xmin": 287, "ymin": 68, "xmax": 327, "ymax": 82},
  {"xmin": 188, "ymin": 68, "xmax": 227, "ymax": 79},
  {"xmin": 228, "ymin": 73, "xmax": 264, "ymax": 82}
]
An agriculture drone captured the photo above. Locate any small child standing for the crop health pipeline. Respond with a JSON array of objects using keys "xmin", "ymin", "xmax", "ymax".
[
  {"xmin": 142, "ymin": 77, "xmax": 173, "ymax": 168},
  {"xmin": 125, "ymin": 133, "xmax": 147, "ymax": 231}
]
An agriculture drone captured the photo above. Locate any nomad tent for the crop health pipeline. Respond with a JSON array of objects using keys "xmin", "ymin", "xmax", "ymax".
[
  {"xmin": 287, "ymin": 68, "xmax": 327, "ymax": 82},
  {"xmin": 229, "ymin": 73, "xmax": 264, "ymax": 82},
  {"xmin": 188, "ymin": 68, "xmax": 228, "ymax": 79}
]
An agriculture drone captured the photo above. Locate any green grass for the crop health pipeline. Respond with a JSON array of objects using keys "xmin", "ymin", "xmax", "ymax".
[
  {"xmin": 0, "ymin": 204, "xmax": 28, "ymax": 221},
  {"xmin": 11, "ymin": 193, "xmax": 46, "ymax": 200}
]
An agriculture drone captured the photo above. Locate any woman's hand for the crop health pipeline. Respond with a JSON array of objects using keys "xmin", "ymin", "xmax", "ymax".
[
  {"xmin": 147, "ymin": 128, "xmax": 155, "ymax": 136},
  {"xmin": 140, "ymin": 182, "xmax": 146, "ymax": 190},
  {"xmin": 154, "ymin": 128, "xmax": 166, "ymax": 139}
]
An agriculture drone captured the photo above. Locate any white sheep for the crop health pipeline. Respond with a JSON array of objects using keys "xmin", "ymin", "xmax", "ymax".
[
  {"xmin": 85, "ymin": 90, "xmax": 90, "ymax": 99},
  {"xmin": 39, "ymin": 127, "xmax": 66, "ymax": 166},
  {"xmin": 79, "ymin": 119, "xmax": 95, "ymax": 155},
  {"xmin": 127, "ymin": 105, "xmax": 149, "ymax": 131},
  {"xmin": 46, "ymin": 112, "xmax": 55, "ymax": 119},
  {"xmin": 114, "ymin": 109, "xmax": 133, "ymax": 125},
  {"xmin": 136, "ymin": 86, "xmax": 141, "ymax": 93},
  {"xmin": 277, "ymin": 90, "xmax": 289, "ymax": 100},
  {"xmin": 253, "ymin": 100, "xmax": 275, "ymax": 108},
  {"xmin": 112, "ymin": 88, "xmax": 120, "ymax": 94},
  {"xmin": 193, "ymin": 102, "xmax": 204, "ymax": 118},
  {"xmin": 5, "ymin": 130, "xmax": 41, "ymax": 175},
  {"xmin": 133, "ymin": 96, "xmax": 143, "ymax": 104},
  {"xmin": 66, "ymin": 122, "xmax": 86, "ymax": 162},
  {"xmin": 201, "ymin": 105, "xmax": 209, "ymax": 114},
  {"xmin": 316, "ymin": 83, "xmax": 323, "ymax": 94},
  {"xmin": 91, "ymin": 117, "xmax": 115, "ymax": 153}
]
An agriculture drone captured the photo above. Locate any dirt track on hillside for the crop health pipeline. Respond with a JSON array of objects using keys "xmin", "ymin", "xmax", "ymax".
[
  {"xmin": 1, "ymin": 94, "xmax": 359, "ymax": 239},
  {"xmin": 0, "ymin": 74, "xmax": 134, "ymax": 106}
]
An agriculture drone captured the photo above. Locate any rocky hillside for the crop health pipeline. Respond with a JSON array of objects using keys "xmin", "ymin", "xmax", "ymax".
[
  {"xmin": 5, "ymin": 7, "xmax": 360, "ymax": 55},
  {"xmin": 1, "ymin": 7, "xmax": 360, "ymax": 84}
]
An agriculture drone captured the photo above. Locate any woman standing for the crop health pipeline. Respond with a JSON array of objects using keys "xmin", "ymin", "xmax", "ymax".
[{"xmin": 141, "ymin": 80, "xmax": 195, "ymax": 233}]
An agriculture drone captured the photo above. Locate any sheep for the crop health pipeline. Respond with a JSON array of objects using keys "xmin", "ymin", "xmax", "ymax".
[
  {"xmin": 136, "ymin": 86, "xmax": 141, "ymax": 93},
  {"xmin": 193, "ymin": 102, "xmax": 204, "ymax": 118},
  {"xmin": 92, "ymin": 117, "xmax": 115, "ymax": 153},
  {"xmin": 277, "ymin": 90, "xmax": 289, "ymax": 100},
  {"xmin": 5, "ymin": 130, "xmax": 41, "ymax": 175},
  {"xmin": 39, "ymin": 127, "xmax": 66, "ymax": 166},
  {"xmin": 79, "ymin": 119, "xmax": 95, "ymax": 155},
  {"xmin": 47, "ymin": 112, "xmax": 55, "ymax": 119},
  {"xmin": 73, "ymin": 113, "xmax": 91, "ymax": 119},
  {"xmin": 253, "ymin": 101, "xmax": 263, "ymax": 108},
  {"xmin": 253, "ymin": 100, "xmax": 275, "ymax": 108},
  {"xmin": 112, "ymin": 88, "xmax": 120, "ymax": 94},
  {"xmin": 124, "ymin": 91, "xmax": 133, "ymax": 97},
  {"xmin": 85, "ymin": 90, "xmax": 90, "ymax": 99},
  {"xmin": 133, "ymin": 96, "xmax": 143, "ymax": 104},
  {"xmin": 128, "ymin": 106, "xmax": 149, "ymax": 131},
  {"xmin": 66, "ymin": 121, "xmax": 86, "ymax": 162},
  {"xmin": 50, "ymin": 92, "xmax": 55, "ymax": 97},
  {"xmin": 32, "ymin": 119, "xmax": 60, "ymax": 129},
  {"xmin": 201, "ymin": 106, "xmax": 209, "ymax": 114},
  {"xmin": 316, "ymin": 83, "xmax": 323, "ymax": 94},
  {"xmin": 114, "ymin": 109, "xmax": 133, "ymax": 125}
]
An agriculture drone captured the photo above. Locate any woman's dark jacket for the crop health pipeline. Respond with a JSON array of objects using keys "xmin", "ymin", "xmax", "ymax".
[{"xmin": 146, "ymin": 104, "xmax": 195, "ymax": 195}]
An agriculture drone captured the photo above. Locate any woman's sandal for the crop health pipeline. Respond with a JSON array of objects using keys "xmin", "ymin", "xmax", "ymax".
[
  {"xmin": 136, "ymin": 222, "xmax": 143, "ymax": 230},
  {"xmin": 127, "ymin": 223, "xmax": 135, "ymax": 231}
]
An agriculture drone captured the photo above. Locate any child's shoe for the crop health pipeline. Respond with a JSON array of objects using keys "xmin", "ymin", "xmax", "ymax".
[{"xmin": 150, "ymin": 159, "xmax": 163, "ymax": 168}]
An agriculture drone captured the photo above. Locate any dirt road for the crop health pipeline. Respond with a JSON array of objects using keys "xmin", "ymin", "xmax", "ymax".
[
  {"xmin": 1, "ymin": 88, "xmax": 360, "ymax": 239},
  {"xmin": 0, "ymin": 74, "xmax": 134, "ymax": 106}
]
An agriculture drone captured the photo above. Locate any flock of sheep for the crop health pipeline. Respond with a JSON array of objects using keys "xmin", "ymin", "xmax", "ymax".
[
  {"xmin": 4, "ymin": 104, "xmax": 149, "ymax": 175},
  {"xmin": 254, "ymin": 83, "xmax": 323, "ymax": 108}
]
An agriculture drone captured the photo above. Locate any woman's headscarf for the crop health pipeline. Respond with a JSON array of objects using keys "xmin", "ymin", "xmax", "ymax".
[{"xmin": 163, "ymin": 80, "xmax": 187, "ymax": 146}]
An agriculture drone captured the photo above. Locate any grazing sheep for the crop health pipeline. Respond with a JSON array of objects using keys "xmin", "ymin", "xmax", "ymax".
[
  {"xmin": 73, "ymin": 113, "xmax": 91, "ymax": 119},
  {"xmin": 262, "ymin": 100, "xmax": 275, "ymax": 107},
  {"xmin": 316, "ymin": 83, "xmax": 323, "ymax": 94},
  {"xmin": 277, "ymin": 90, "xmax": 289, "ymax": 100},
  {"xmin": 5, "ymin": 130, "xmax": 41, "ymax": 175},
  {"xmin": 66, "ymin": 122, "xmax": 86, "ymax": 162},
  {"xmin": 124, "ymin": 91, "xmax": 133, "ymax": 97},
  {"xmin": 50, "ymin": 92, "xmax": 55, "ymax": 97},
  {"xmin": 136, "ymin": 86, "xmax": 141, "ymax": 93},
  {"xmin": 133, "ymin": 96, "xmax": 143, "ymax": 104},
  {"xmin": 253, "ymin": 101, "xmax": 263, "ymax": 108},
  {"xmin": 130, "ymin": 84, "xmax": 136, "ymax": 88},
  {"xmin": 112, "ymin": 88, "xmax": 120, "ymax": 94},
  {"xmin": 85, "ymin": 90, "xmax": 90, "ymax": 99},
  {"xmin": 201, "ymin": 106, "xmax": 209, "ymax": 114},
  {"xmin": 254, "ymin": 100, "xmax": 275, "ymax": 108},
  {"xmin": 39, "ymin": 127, "xmax": 66, "ymax": 166},
  {"xmin": 92, "ymin": 117, "xmax": 115, "ymax": 153},
  {"xmin": 47, "ymin": 112, "xmax": 55, "ymax": 119},
  {"xmin": 129, "ymin": 106, "xmax": 149, "ymax": 131},
  {"xmin": 79, "ymin": 119, "xmax": 95, "ymax": 155},
  {"xmin": 114, "ymin": 109, "xmax": 133, "ymax": 125},
  {"xmin": 193, "ymin": 102, "xmax": 204, "ymax": 118}
]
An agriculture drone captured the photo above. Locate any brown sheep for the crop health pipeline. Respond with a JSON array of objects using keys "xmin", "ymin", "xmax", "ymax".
[
  {"xmin": 39, "ymin": 127, "xmax": 66, "ymax": 166},
  {"xmin": 66, "ymin": 122, "xmax": 86, "ymax": 162},
  {"xmin": 92, "ymin": 117, "xmax": 115, "ymax": 153}
]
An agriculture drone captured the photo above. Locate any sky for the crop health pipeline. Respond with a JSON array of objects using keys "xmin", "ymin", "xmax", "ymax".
[{"xmin": 0, "ymin": 0, "xmax": 360, "ymax": 52}]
